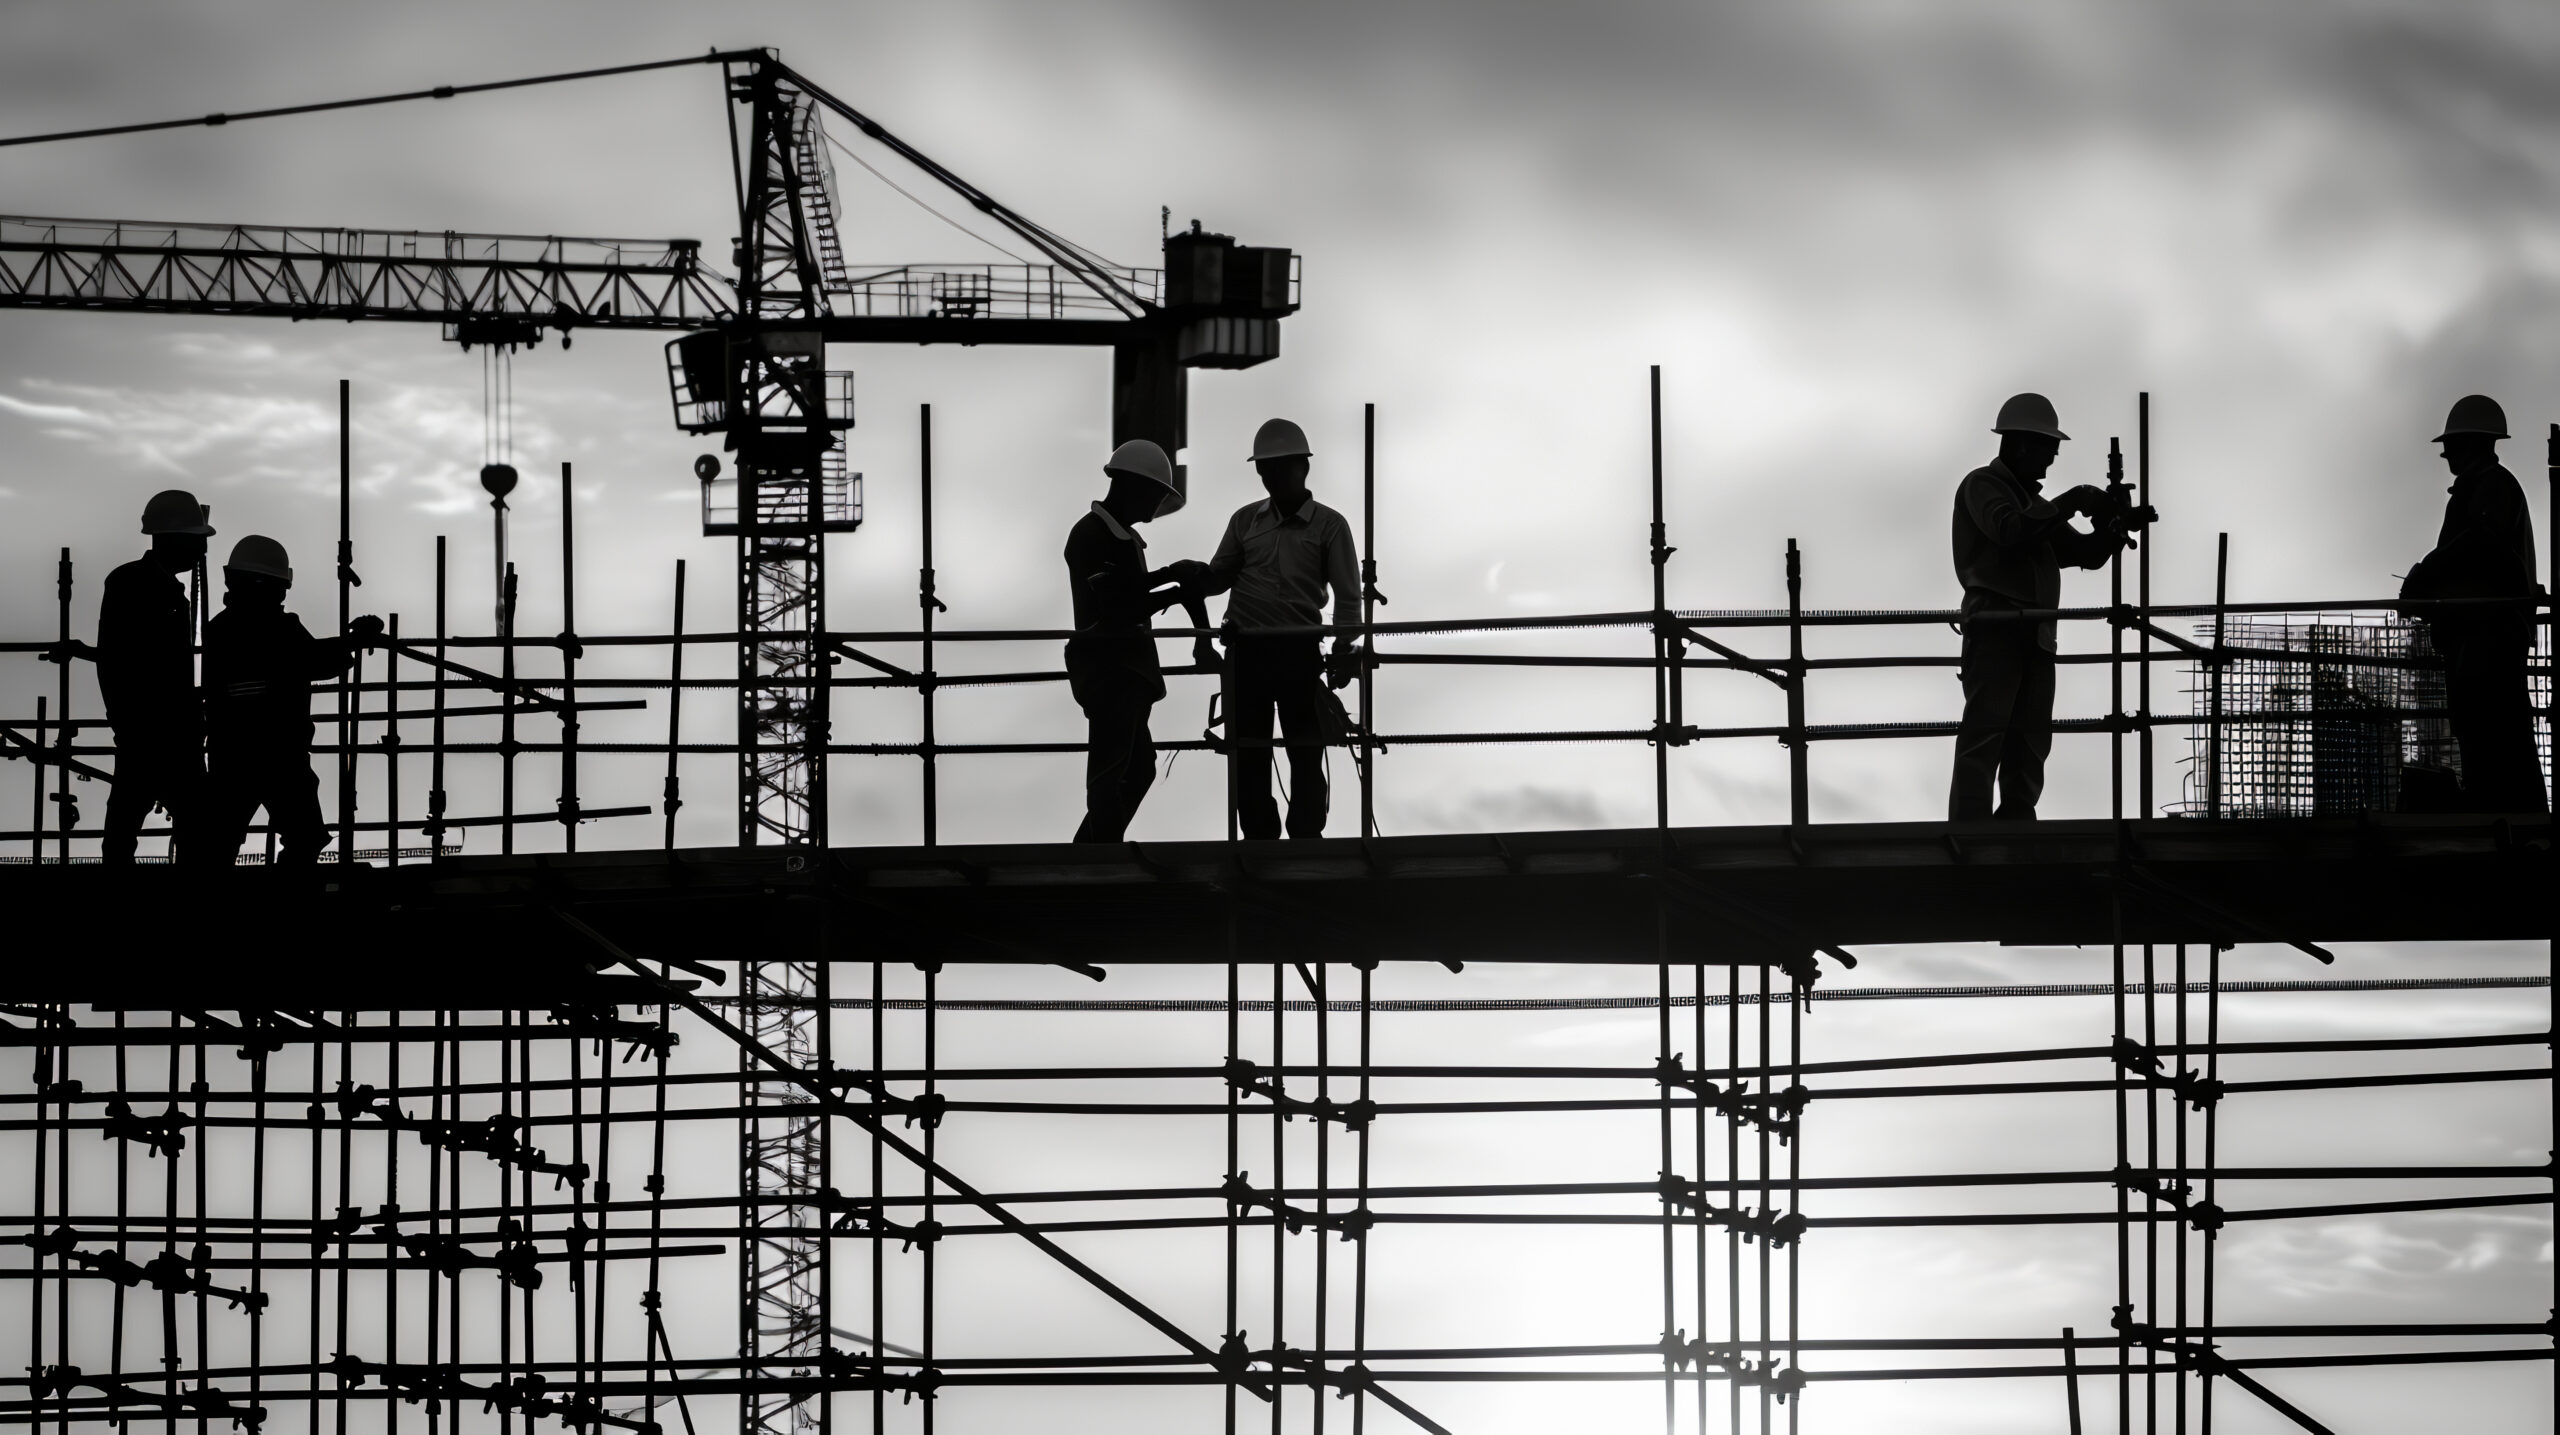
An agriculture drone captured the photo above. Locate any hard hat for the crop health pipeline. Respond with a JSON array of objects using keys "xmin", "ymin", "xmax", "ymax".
[
  {"xmin": 1991, "ymin": 393, "xmax": 2068, "ymax": 442},
  {"xmin": 139, "ymin": 489, "xmax": 214, "ymax": 536},
  {"xmin": 2432, "ymin": 394, "xmax": 2507, "ymax": 442},
  {"xmin": 223, "ymin": 535, "xmax": 292, "ymax": 584},
  {"xmin": 1250, "ymin": 418, "xmax": 1312, "ymax": 462},
  {"xmin": 1103, "ymin": 439, "xmax": 1178, "ymax": 493}
]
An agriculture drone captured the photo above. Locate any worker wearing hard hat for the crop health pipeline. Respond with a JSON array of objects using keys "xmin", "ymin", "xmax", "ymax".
[
  {"xmin": 2399, "ymin": 395, "xmax": 2546, "ymax": 813},
  {"xmin": 1187, "ymin": 418, "xmax": 1362, "ymax": 839},
  {"xmin": 1063, "ymin": 440, "xmax": 1215, "ymax": 843},
  {"xmin": 1947, "ymin": 394, "xmax": 2151, "ymax": 821},
  {"xmin": 196, "ymin": 535, "xmax": 384, "ymax": 865},
  {"xmin": 96, "ymin": 490, "xmax": 215, "ymax": 865}
]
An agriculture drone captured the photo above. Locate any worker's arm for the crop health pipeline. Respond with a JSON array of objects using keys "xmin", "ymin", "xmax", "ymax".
[
  {"xmin": 295, "ymin": 616, "xmax": 385, "ymax": 677},
  {"xmin": 1322, "ymin": 514, "xmax": 1363, "ymax": 687},
  {"xmin": 2431, "ymin": 474, "xmax": 2535, "ymax": 589},
  {"xmin": 1175, "ymin": 592, "xmax": 1218, "ymax": 669},
  {"xmin": 2049, "ymin": 521, "xmax": 2126, "ymax": 572},
  {"xmin": 1961, "ymin": 472, "xmax": 2087, "ymax": 550},
  {"xmin": 1325, "ymin": 514, "xmax": 1360, "ymax": 637},
  {"xmin": 93, "ymin": 571, "xmax": 137, "ymax": 712},
  {"xmin": 1190, "ymin": 515, "xmax": 1245, "ymax": 599}
]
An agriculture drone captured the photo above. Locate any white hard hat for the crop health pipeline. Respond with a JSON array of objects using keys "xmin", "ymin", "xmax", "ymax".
[
  {"xmin": 1250, "ymin": 418, "xmax": 1311, "ymax": 462},
  {"xmin": 140, "ymin": 489, "xmax": 214, "ymax": 536},
  {"xmin": 224, "ymin": 535, "xmax": 292, "ymax": 583},
  {"xmin": 1104, "ymin": 439, "xmax": 1178, "ymax": 493}
]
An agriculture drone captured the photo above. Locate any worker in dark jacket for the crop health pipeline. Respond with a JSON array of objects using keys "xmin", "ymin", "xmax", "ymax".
[
  {"xmin": 2401, "ymin": 394, "xmax": 2546, "ymax": 814},
  {"xmin": 1189, "ymin": 418, "xmax": 1362, "ymax": 839},
  {"xmin": 1947, "ymin": 394, "xmax": 2148, "ymax": 820},
  {"xmin": 198, "ymin": 535, "xmax": 383, "ymax": 865},
  {"xmin": 1063, "ymin": 440, "xmax": 1213, "ymax": 843},
  {"xmin": 97, "ymin": 490, "xmax": 214, "ymax": 865}
]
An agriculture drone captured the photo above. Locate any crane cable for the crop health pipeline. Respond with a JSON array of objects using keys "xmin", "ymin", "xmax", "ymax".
[
  {"xmin": 822, "ymin": 129, "xmax": 1032, "ymax": 266},
  {"xmin": 0, "ymin": 52, "xmax": 760, "ymax": 149}
]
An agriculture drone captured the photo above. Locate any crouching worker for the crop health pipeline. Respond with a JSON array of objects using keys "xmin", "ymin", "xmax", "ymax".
[
  {"xmin": 1064, "ymin": 440, "xmax": 1214, "ymax": 843},
  {"xmin": 198, "ymin": 536, "xmax": 384, "ymax": 866}
]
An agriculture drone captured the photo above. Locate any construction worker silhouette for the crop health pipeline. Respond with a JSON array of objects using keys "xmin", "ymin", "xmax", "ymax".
[
  {"xmin": 1063, "ymin": 441, "xmax": 1213, "ymax": 843},
  {"xmin": 2401, "ymin": 395, "xmax": 2546, "ymax": 814},
  {"xmin": 1947, "ymin": 394, "xmax": 2148, "ymax": 820},
  {"xmin": 197, "ymin": 536, "xmax": 384, "ymax": 865},
  {"xmin": 1188, "ymin": 418, "xmax": 1361, "ymax": 839},
  {"xmin": 97, "ymin": 490, "xmax": 213, "ymax": 865}
]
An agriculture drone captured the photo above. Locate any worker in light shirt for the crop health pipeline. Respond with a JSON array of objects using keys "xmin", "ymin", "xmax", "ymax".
[{"xmin": 1187, "ymin": 418, "xmax": 1361, "ymax": 840}]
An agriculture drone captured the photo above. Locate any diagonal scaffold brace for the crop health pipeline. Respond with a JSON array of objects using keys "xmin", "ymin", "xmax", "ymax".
[{"xmin": 540, "ymin": 910, "xmax": 1494, "ymax": 1426}]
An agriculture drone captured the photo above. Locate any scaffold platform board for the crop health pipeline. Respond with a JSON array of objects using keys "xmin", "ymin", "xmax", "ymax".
[{"xmin": 4, "ymin": 815, "xmax": 2543, "ymax": 1008}]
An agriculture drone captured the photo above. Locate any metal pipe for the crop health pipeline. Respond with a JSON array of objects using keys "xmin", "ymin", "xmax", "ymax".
[
  {"xmin": 338, "ymin": 378, "xmax": 355, "ymax": 863},
  {"xmin": 2209, "ymin": 536, "xmax": 2228, "ymax": 819},
  {"xmin": 1649, "ymin": 366, "xmax": 1668, "ymax": 833},
  {"xmin": 1359, "ymin": 402, "xmax": 1377, "ymax": 840},
  {"xmin": 664, "ymin": 561, "xmax": 687, "ymax": 851},
  {"xmin": 385, "ymin": 615, "xmax": 400, "ymax": 867},
  {"xmin": 920, "ymin": 403, "xmax": 939, "ymax": 846},
  {"xmin": 2138, "ymin": 394, "xmax": 2153, "ymax": 815},
  {"xmin": 51, "ymin": 549, "xmax": 68, "ymax": 866},
  {"xmin": 561, "ymin": 461, "xmax": 580, "ymax": 851},
  {"xmin": 501, "ymin": 564, "xmax": 517, "ymax": 855},
  {"xmin": 430, "ymin": 537, "xmax": 448, "ymax": 858},
  {"xmin": 1786, "ymin": 540, "xmax": 1806, "ymax": 828}
]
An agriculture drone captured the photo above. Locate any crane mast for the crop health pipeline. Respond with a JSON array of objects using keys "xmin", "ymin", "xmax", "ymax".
[{"xmin": 725, "ymin": 65, "xmax": 841, "ymax": 1435}]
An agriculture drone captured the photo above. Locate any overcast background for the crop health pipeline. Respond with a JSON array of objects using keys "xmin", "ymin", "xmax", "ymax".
[{"xmin": 0, "ymin": 3, "xmax": 2550, "ymax": 1432}]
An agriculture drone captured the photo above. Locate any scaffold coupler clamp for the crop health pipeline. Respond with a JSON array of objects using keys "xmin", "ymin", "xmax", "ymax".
[
  {"xmin": 1652, "ymin": 1055, "xmax": 1718, "ymax": 1100},
  {"xmin": 1780, "ymin": 949, "xmax": 1823, "ymax": 990}
]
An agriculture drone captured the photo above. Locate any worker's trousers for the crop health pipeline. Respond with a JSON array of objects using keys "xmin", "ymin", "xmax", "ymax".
[
  {"xmin": 2440, "ymin": 618, "xmax": 2549, "ymax": 815},
  {"xmin": 200, "ymin": 746, "xmax": 330, "ymax": 866},
  {"xmin": 1948, "ymin": 618, "xmax": 2056, "ymax": 821},
  {"xmin": 103, "ymin": 726, "xmax": 202, "ymax": 866},
  {"xmin": 1228, "ymin": 636, "xmax": 1328, "ymax": 839},
  {"xmin": 1073, "ymin": 687, "xmax": 1159, "ymax": 844}
]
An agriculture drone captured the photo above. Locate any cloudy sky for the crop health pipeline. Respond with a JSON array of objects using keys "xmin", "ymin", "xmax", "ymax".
[{"xmin": 0, "ymin": 3, "xmax": 2550, "ymax": 1431}]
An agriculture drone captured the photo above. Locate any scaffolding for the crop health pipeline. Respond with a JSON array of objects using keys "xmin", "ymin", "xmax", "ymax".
[{"xmin": 1, "ymin": 385, "xmax": 2552, "ymax": 1433}]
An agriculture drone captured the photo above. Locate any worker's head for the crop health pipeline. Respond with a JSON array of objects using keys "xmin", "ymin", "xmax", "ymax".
[
  {"xmin": 138, "ymin": 489, "xmax": 214, "ymax": 571},
  {"xmin": 222, "ymin": 535, "xmax": 293, "ymax": 607},
  {"xmin": 2433, "ymin": 394, "xmax": 2505, "ymax": 477},
  {"xmin": 1100, "ymin": 440, "xmax": 1181, "ymax": 526},
  {"xmin": 1991, "ymin": 393, "xmax": 2067, "ymax": 484},
  {"xmin": 1250, "ymin": 419, "xmax": 1312, "ymax": 509}
]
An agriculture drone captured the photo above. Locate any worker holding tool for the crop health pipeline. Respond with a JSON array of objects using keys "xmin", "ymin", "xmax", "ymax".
[
  {"xmin": 97, "ymin": 489, "xmax": 215, "ymax": 866},
  {"xmin": 1946, "ymin": 393, "xmax": 2152, "ymax": 821},
  {"xmin": 196, "ymin": 535, "xmax": 384, "ymax": 865},
  {"xmin": 1186, "ymin": 418, "xmax": 1362, "ymax": 840},
  {"xmin": 2399, "ymin": 394, "xmax": 2546, "ymax": 814},
  {"xmin": 1064, "ymin": 440, "xmax": 1214, "ymax": 843}
]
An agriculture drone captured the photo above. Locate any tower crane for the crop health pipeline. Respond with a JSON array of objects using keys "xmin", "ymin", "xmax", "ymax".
[{"xmin": 0, "ymin": 49, "xmax": 1299, "ymax": 1435}]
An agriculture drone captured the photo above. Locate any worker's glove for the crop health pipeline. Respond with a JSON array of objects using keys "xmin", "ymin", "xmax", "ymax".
[
  {"xmin": 1324, "ymin": 644, "xmax": 1364, "ymax": 690},
  {"xmin": 347, "ymin": 615, "xmax": 387, "ymax": 648}
]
